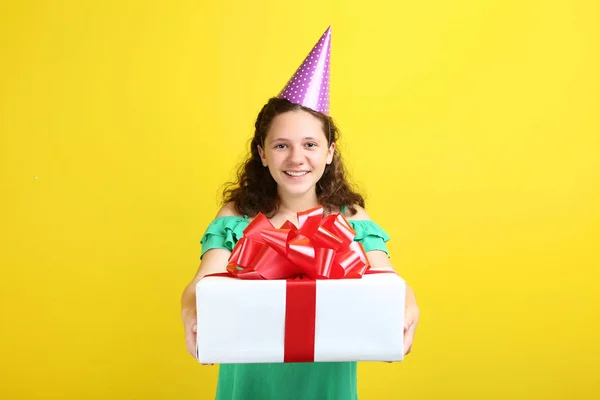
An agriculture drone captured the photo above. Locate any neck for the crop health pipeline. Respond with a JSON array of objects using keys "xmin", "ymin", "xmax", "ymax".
[{"xmin": 277, "ymin": 190, "xmax": 319, "ymax": 215}]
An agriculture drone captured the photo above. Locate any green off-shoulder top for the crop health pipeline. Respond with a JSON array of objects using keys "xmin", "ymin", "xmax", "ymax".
[{"xmin": 199, "ymin": 211, "xmax": 391, "ymax": 400}]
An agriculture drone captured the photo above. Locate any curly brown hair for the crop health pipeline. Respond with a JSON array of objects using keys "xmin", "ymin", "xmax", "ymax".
[{"xmin": 222, "ymin": 97, "xmax": 365, "ymax": 218}]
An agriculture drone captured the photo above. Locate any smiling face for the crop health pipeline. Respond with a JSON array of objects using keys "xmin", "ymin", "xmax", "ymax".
[{"xmin": 257, "ymin": 110, "xmax": 336, "ymax": 199}]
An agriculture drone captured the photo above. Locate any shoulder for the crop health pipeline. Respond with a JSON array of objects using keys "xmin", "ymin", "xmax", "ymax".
[
  {"xmin": 344, "ymin": 204, "xmax": 371, "ymax": 221},
  {"xmin": 215, "ymin": 201, "xmax": 244, "ymax": 218}
]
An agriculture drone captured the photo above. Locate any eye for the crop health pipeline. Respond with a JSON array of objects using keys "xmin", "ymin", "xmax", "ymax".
[
  {"xmin": 305, "ymin": 142, "xmax": 317, "ymax": 148},
  {"xmin": 274, "ymin": 143, "xmax": 287, "ymax": 149}
]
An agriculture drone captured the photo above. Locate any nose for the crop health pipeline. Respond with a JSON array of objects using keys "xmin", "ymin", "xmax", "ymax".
[{"xmin": 287, "ymin": 145, "xmax": 304, "ymax": 165}]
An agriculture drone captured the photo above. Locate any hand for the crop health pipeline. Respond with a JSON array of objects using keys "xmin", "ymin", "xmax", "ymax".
[
  {"xmin": 403, "ymin": 303, "xmax": 420, "ymax": 355},
  {"xmin": 182, "ymin": 309, "xmax": 214, "ymax": 365},
  {"xmin": 182, "ymin": 309, "xmax": 198, "ymax": 358}
]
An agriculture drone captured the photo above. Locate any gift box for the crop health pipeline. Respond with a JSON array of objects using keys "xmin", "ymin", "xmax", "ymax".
[
  {"xmin": 195, "ymin": 206, "xmax": 405, "ymax": 364},
  {"xmin": 196, "ymin": 272, "xmax": 405, "ymax": 364}
]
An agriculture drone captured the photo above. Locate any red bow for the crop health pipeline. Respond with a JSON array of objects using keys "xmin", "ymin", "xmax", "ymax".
[{"xmin": 226, "ymin": 206, "xmax": 370, "ymax": 280}]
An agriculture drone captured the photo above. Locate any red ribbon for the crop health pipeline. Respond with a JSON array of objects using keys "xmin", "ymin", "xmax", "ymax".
[
  {"xmin": 222, "ymin": 206, "xmax": 376, "ymax": 363},
  {"xmin": 226, "ymin": 206, "xmax": 371, "ymax": 280},
  {"xmin": 284, "ymin": 279, "xmax": 316, "ymax": 362}
]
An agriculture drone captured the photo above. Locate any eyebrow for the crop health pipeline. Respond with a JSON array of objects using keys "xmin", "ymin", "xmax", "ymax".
[{"xmin": 269, "ymin": 136, "xmax": 319, "ymax": 143}]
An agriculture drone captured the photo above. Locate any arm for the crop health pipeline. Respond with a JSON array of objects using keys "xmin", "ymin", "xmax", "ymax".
[
  {"xmin": 348, "ymin": 205, "xmax": 420, "ymax": 356},
  {"xmin": 181, "ymin": 203, "xmax": 240, "ymax": 359}
]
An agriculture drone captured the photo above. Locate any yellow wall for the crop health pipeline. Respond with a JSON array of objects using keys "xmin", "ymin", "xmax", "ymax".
[{"xmin": 1, "ymin": 1, "xmax": 598, "ymax": 398}]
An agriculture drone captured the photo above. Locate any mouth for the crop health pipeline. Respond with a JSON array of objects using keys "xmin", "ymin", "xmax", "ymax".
[{"xmin": 284, "ymin": 170, "xmax": 309, "ymax": 177}]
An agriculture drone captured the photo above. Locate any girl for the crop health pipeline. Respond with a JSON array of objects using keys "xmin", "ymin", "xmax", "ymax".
[{"xmin": 181, "ymin": 27, "xmax": 419, "ymax": 400}]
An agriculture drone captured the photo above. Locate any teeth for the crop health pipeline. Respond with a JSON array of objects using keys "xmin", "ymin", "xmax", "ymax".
[{"xmin": 285, "ymin": 171, "xmax": 308, "ymax": 177}]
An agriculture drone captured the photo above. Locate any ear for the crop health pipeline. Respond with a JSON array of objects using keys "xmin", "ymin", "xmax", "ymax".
[
  {"xmin": 257, "ymin": 145, "xmax": 268, "ymax": 167},
  {"xmin": 326, "ymin": 142, "xmax": 336, "ymax": 165}
]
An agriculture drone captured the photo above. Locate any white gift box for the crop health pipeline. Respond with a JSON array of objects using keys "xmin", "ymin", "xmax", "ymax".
[{"xmin": 196, "ymin": 272, "xmax": 406, "ymax": 364}]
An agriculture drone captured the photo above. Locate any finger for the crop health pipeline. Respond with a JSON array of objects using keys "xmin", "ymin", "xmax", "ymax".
[
  {"xmin": 403, "ymin": 323, "xmax": 417, "ymax": 355},
  {"xmin": 186, "ymin": 337, "xmax": 196, "ymax": 358},
  {"xmin": 192, "ymin": 323, "xmax": 197, "ymax": 333},
  {"xmin": 185, "ymin": 329, "xmax": 197, "ymax": 358},
  {"xmin": 187, "ymin": 343, "xmax": 195, "ymax": 358},
  {"xmin": 403, "ymin": 336, "xmax": 413, "ymax": 355}
]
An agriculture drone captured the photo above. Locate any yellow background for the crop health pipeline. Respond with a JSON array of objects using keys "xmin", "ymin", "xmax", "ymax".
[{"xmin": 1, "ymin": 0, "xmax": 598, "ymax": 399}]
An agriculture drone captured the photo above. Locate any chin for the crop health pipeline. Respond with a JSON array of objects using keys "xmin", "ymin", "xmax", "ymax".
[{"xmin": 277, "ymin": 182, "xmax": 316, "ymax": 197}]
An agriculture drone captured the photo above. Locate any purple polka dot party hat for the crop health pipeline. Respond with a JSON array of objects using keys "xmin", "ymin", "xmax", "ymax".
[{"xmin": 278, "ymin": 26, "xmax": 331, "ymax": 115}]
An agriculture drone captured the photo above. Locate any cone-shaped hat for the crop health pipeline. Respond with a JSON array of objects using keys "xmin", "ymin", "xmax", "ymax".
[{"xmin": 278, "ymin": 26, "xmax": 331, "ymax": 115}]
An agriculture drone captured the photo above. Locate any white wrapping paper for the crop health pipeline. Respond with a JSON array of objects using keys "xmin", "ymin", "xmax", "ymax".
[{"xmin": 196, "ymin": 273, "xmax": 405, "ymax": 364}]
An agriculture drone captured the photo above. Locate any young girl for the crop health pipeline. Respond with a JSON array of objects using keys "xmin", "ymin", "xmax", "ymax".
[{"xmin": 181, "ymin": 27, "xmax": 419, "ymax": 400}]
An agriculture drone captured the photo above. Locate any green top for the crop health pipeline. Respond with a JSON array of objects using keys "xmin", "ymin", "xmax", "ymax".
[{"xmin": 199, "ymin": 214, "xmax": 391, "ymax": 400}]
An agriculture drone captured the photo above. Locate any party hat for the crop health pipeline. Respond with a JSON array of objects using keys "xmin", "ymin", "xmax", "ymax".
[{"xmin": 278, "ymin": 26, "xmax": 331, "ymax": 115}]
